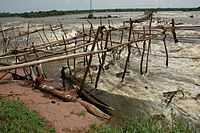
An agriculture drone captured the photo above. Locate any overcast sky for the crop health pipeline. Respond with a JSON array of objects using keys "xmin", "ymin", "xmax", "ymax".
[{"xmin": 0, "ymin": 0, "xmax": 200, "ymax": 13}]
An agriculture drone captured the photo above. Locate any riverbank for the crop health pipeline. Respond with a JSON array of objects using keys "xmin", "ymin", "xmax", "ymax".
[
  {"xmin": 0, "ymin": 70, "xmax": 99, "ymax": 133},
  {"xmin": 1, "ymin": 70, "xmax": 199, "ymax": 133}
]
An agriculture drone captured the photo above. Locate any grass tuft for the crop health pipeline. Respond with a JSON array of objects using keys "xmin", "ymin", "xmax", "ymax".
[
  {"xmin": 0, "ymin": 96, "xmax": 55, "ymax": 133},
  {"xmin": 89, "ymin": 113, "xmax": 199, "ymax": 133}
]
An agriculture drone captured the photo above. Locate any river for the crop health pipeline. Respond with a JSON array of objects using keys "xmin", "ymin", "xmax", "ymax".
[{"xmin": 0, "ymin": 11, "xmax": 200, "ymax": 124}]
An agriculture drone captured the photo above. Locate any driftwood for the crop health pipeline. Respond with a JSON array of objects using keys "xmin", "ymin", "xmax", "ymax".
[
  {"xmin": 163, "ymin": 90, "xmax": 184, "ymax": 106},
  {"xmin": 37, "ymin": 84, "xmax": 110, "ymax": 119}
]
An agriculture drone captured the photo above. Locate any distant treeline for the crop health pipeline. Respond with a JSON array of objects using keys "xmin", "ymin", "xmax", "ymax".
[{"xmin": 0, "ymin": 7, "xmax": 200, "ymax": 18}]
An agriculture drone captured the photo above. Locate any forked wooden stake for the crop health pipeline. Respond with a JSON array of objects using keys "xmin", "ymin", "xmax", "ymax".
[
  {"xmin": 122, "ymin": 18, "xmax": 133, "ymax": 81},
  {"xmin": 80, "ymin": 26, "xmax": 104, "ymax": 91},
  {"xmin": 95, "ymin": 31, "xmax": 109, "ymax": 89}
]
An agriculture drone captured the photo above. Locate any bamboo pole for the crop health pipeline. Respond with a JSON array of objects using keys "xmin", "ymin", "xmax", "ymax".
[
  {"xmin": 16, "ymin": 41, "xmax": 93, "ymax": 64},
  {"xmin": 0, "ymin": 50, "xmax": 106, "ymax": 72}
]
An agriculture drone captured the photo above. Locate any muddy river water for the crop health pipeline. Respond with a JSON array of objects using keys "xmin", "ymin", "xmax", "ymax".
[{"xmin": 1, "ymin": 11, "xmax": 200, "ymax": 124}]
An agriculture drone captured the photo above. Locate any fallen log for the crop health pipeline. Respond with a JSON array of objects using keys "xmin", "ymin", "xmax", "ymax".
[
  {"xmin": 66, "ymin": 75, "xmax": 115, "ymax": 111},
  {"xmin": 38, "ymin": 84, "xmax": 111, "ymax": 119}
]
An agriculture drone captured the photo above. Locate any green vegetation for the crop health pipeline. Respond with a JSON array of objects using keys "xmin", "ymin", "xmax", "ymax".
[
  {"xmin": 89, "ymin": 113, "xmax": 199, "ymax": 133},
  {"xmin": 0, "ymin": 7, "xmax": 200, "ymax": 18},
  {"xmin": 0, "ymin": 96, "xmax": 55, "ymax": 133},
  {"xmin": 79, "ymin": 14, "xmax": 118, "ymax": 19}
]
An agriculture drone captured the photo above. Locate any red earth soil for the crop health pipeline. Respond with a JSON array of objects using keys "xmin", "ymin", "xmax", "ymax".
[{"xmin": 0, "ymin": 70, "xmax": 99, "ymax": 133}]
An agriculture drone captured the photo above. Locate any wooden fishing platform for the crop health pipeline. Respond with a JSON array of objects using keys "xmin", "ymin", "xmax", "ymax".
[{"xmin": 0, "ymin": 14, "xmax": 200, "ymax": 118}]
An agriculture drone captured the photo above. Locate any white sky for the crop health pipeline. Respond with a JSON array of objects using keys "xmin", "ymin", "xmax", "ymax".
[{"xmin": 0, "ymin": 0, "xmax": 200, "ymax": 13}]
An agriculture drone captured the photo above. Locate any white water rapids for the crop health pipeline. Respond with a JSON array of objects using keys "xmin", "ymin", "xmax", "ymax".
[{"xmin": 1, "ymin": 11, "xmax": 200, "ymax": 123}]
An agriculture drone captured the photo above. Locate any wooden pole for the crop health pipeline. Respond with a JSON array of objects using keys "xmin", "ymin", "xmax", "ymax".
[
  {"xmin": 74, "ymin": 36, "xmax": 77, "ymax": 69},
  {"xmin": 0, "ymin": 24, "xmax": 62, "ymax": 42},
  {"xmin": 32, "ymin": 42, "xmax": 39, "ymax": 58},
  {"xmin": 17, "ymin": 56, "xmax": 31, "ymax": 79},
  {"xmin": 58, "ymin": 19, "xmax": 68, "ymax": 40},
  {"xmin": 95, "ymin": 31, "xmax": 109, "ymax": 89},
  {"xmin": 0, "ymin": 70, "xmax": 11, "ymax": 80},
  {"xmin": 82, "ymin": 23, "xmax": 87, "ymax": 67},
  {"xmin": 26, "ymin": 21, "xmax": 31, "ymax": 47},
  {"xmin": 31, "ymin": 23, "xmax": 45, "ymax": 44},
  {"xmin": 0, "ymin": 50, "xmax": 106, "ymax": 72},
  {"xmin": 122, "ymin": 18, "xmax": 133, "ymax": 81},
  {"xmin": 96, "ymin": 42, "xmax": 102, "ymax": 65},
  {"xmin": 171, "ymin": 19, "xmax": 178, "ymax": 43},
  {"xmin": 14, "ymin": 56, "xmax": 18, "ymax": 79},
  {"xmin": 118, "ymin": 30, "xmax": 124, "ymax": 57},
  {"xmin": 42, "ymin": 24, "xmax": 52, "ymax": 49},
  {"xmin": 80, "ymin": 26, "xmax": 103, "ymax": 91},
  {"xmin": 163, "ymin": 29, "xmax": 168, "ymax": 67},
  {"xmin": 49, "ymin": 24, "xmax": 59, "ymax": 41},
  {"xmin": 133, "ymin": 33, "xmax": 141, "ymax": 55},
  {"xmin": 145, "ymin": 13, "xmax": 153, "ymax": 73},
  {"xmin": 0, "ymin": 23, "xmax": 7, "ymax": 54},
  {"xmin": 140, "ymin": 26, "xmax": 146, "ymax": 75},
  {"xmin": 63, "ymin": 36, "xmax": 72, "ymax": 75}
]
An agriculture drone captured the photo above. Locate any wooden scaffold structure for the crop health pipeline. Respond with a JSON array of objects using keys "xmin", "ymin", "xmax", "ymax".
[{"xmin": 0, "ymin": 15, "xmax": 200, "ymax": 118}]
